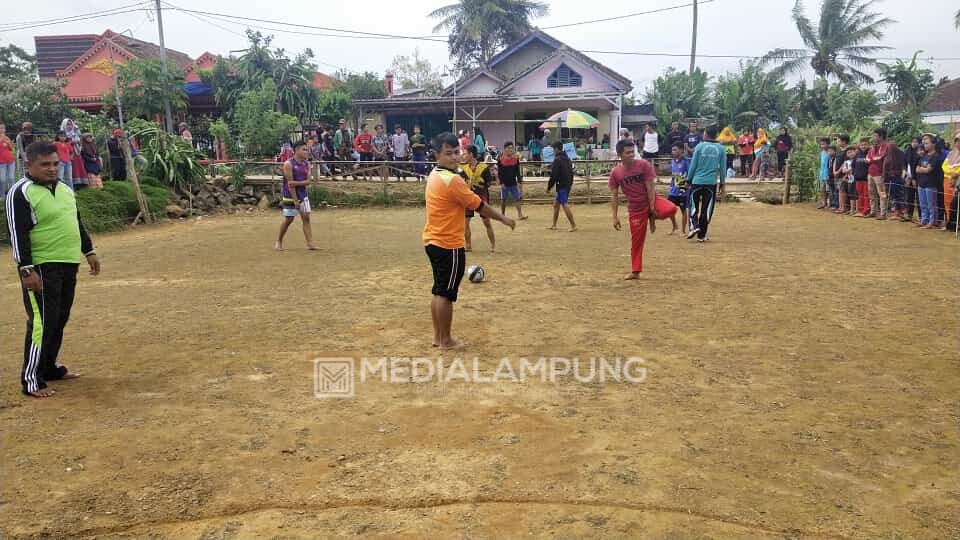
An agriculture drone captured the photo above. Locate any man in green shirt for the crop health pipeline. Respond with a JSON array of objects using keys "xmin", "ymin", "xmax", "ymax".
[
  {"xmin": 685, "ymin": 124, "xmax": 726, "ymax": 241},
  {"xmin": 7, "ymin": 141, "xmax": 101, "ymax": 398}
]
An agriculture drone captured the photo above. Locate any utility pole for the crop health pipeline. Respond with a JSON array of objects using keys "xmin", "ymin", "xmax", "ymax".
[
  {"xmin": 106, "ymin": 39, "xmax": 124, "ymax": 129},
  {"xmin": 154, "ymin": 0, "xmax": 174, "ymax": 133},
  {"xmin": 689, "ymin": 0, "xmax": 698, "ymax": 74}
]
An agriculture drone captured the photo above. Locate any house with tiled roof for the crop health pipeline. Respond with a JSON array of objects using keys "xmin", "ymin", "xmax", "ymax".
[
  {"xmin": 34, "ymin": 30, "xmax": 336, "ymax": 116},
  {"xmin": 355, "ymin": 29, "xmax": 633, "ymax": 149}
]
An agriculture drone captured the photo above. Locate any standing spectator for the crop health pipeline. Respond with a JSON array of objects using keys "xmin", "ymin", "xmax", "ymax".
[
  {"xmin": 540, "ymin": 129, "xmax": 551, "ymax": 154},
  {"xmin": 832, "ymin": 138, "xmax": 849, "ymax": 212},
  {"xmin": 391, "ymin": 125, "xmax": 409, "ymax": 180},
  {"xmin": 853, "ymin": 138, "xmax": 871, "ymax": 216},
  {"xmin": 943, "ymin": 132, "xmax": 960, "ymax": 232},
  {"xmin": 816, "ymin": 139, "xmax": 830, "ymax": 209},
  {"xmin": 667, "ymin": 143, "xmax": 690, "ymax": 235},
  {"xmin": 865, "ymin": 127, "xmax": 889, "ymax": 219},
  {"xmin": 774, "ymin": 128, "xmax": 793, "ymax": 176},
  {"xmin": 884, "ymin": 141, "xmax": 906, "ymax": 219},
  {"xmin": 0, "ymin": 123, "xmax": 16, "ymax": 195},
  {"xmin": 667, "ymin": 122, "xmax": 685, "ymax": 150},
  {"xmin": 619, "ymin": 128, "xmax": 634, "ymax": 142},
  {"xmin": 836, "ymin": 146, "xmax": 857, "ymax": 214},
  {"xmin": 410, "ymin": 125, "xmax": 429, "ymax": 181},
  {"xmin": 7, "ymin": 141, "xmax": 101, "ymax": 397},
  {"xmin": 106, "ymin": 129, "xmax": 127, "ymax": 181},
  {"xmin": 473, "ymin": 127, "xmax": 486, "ymax": 159},
  {"xmin": 321, "ymin": 126, "xmax": 336, "ymax": 177},
  {"xmin": 527, "ymin": 132, "xmax": 543, "ymax": 163},
  {"xmin": 903, "ymin": 136, "xmax": 921, "ymax": 223},
  {"xmin": 372, "ymin": 124, "xmax": 390, "ymax": 181},
  {"xmin": 718, "ymin": 126, "xmax": 737, "ymax": 174},
  {"xmin": 641, "ymin": 123, "xmax": 660, "ymax": 161},
  {"xmin": 278, "ymin": 141, "xmax": 294, "ymax": 164},
  {"xmin": 684, "ymin": 119, "xmax": 701, "ymax": 156},
  {"xmin": 916, "ymin": 134, "xmax": 943, "ymax": 229},
  {"xmin": 80, "ymin": 133, "xmax": 103, "ymax": 189},
  {"xmin": 333, "ymin": 119, "xmax": 354, "ymax": 179},
  {"xmin": 600, "ymin": 134, "xmax": 611, "ymax": 149},
  {"xmin": 16, "ymin": 122, "xmax": 36, "ymax": 178},
  {"xmin": 178, "ymin": 122, "xmax": 193, "ymax": 145},
  {"xmin": 751, "ymin": 128, "xmax": 769, "ymax": 179},
  {"xmin": 737, "ymin": 129, "xmax": 754, "ymax": 177},
  {"xmin": 354, "ymin": 124, "xmax": 374, "ymax": 180},
  {"xmin": 546, "ymin": 140, "xmax": 577, "ymax": 231},
  {"xmin": 61, "ymin": 118, "xmax": 86, "ymax": 188},
  {"xmin": 53, "ymin": 131, "xmax": 75, "ymax": 189}
]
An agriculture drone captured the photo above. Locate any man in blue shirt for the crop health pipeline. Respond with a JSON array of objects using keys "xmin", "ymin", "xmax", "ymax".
[
  {"xmin": 667, "ymin": 143, "xmax": 690, "ymax": 235},
  {"xmin": 685, "ymin": 119, "xmax": 702, "ymax": 156},
  {"xmin": 817, "ymin": 138, "xmax": 831, "ymax": 209},
  {"xmin": 685, "ymin": 125, "xmax": 725, "ymax": 241}
]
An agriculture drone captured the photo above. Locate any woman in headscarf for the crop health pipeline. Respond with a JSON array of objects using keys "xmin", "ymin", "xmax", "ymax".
[
  {"xmin": 80, "ymin": 132, "xmax": 103, "ymax": 189},
  {"xmin": 61, "ymin": 118, "xmax": 87, "ymax": 188},
  {"xmin": 942, "ymin": 132, "xmax": 960, "ymax": 232},
  {"xmin": 751, "ymin": 128, "xmax": 770, "ymax": 179},
  {"xmin": 718, "ymin": 126, "xmax": 737, "ymax": 175}
]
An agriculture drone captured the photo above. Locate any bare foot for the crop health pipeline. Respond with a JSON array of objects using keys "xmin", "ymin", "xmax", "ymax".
[
  {"xmin": 568, "ymin": 227, "xmax": 578, "ymax": 232},
  {"xmin": 274, "ymin": 242, "xmax": 284, "ymax": 251},
  {"xmin": 490, "ymin": 247, "xmax": 496, "ymax": 253},
  {"xmin": 518, "ymin": 216, "xmax": 529, "ymax": 220},
  {"xmin": 649, "ymin": 220, "xmax": 656, "ymax": 234},
  {"xmin": 26, "ymin": 388, "xmax": 56, "ymax": 398},
  {"xmin": 307, "ymin": 244, "xmax": 319, "ymax": 250},
  {"xmin": 669, "ymin": 225, "xmax": 677, "ymax": 235},
  {"xmin": 465, "ymin": 246, "xmax": 472, "ymax": 252},
  {"xmin": 546, "ymin": 226, "xmax": 557, "ymax": 230},
  {"xmin": 439, "ymin": 338, "xmax": 466, "ymax": 351},
  {"xmin": 61, "ymin": 372, "xmax": 81, "ymax": 380},
  {"xmin": 624, "ymin": 272, "xmax": 640, "ymax": 280}
]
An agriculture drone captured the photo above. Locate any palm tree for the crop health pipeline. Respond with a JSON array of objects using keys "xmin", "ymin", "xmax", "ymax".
[
  {"xmin": 879, "ymin": 51, "xmax": 935, "ymax": 121},
  {"xmin": 760, "ymin": 0, "xmax": 894, "ymax": 84},
  {"xmin": 430, "ymin": 0, "xmax": 549, "ymax": 72}
]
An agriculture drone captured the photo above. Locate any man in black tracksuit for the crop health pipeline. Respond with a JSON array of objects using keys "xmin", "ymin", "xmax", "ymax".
[{"xmin": 7, "ymin": 141, "xmax": 101, "ymax": 398}]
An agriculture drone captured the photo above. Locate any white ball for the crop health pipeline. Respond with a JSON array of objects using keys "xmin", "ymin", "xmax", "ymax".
[{"xmin": 467, "ymin": 264, "xmax": 485, "ymax": 283}]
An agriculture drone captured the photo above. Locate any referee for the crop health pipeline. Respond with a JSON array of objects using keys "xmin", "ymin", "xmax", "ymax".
[{"xmin": 6, "ymin": 141, "xmax": 101, "ymax": 398}]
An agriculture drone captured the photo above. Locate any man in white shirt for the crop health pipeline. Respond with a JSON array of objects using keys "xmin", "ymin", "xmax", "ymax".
[
  {"xmin": 391, "ymin": 125, "xmax": 410, "ymax": 180},
  {"xmin": 642, "ymin": 123, "xmax": 660, "ymax": 161}
]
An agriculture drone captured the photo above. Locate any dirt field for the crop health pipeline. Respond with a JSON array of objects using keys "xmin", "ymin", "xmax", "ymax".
[{"xmin": 1, "ymin": 201, "xmax": 957, "ymax": 539}]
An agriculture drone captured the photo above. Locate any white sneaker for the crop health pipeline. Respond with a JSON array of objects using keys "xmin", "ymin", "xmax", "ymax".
[{"xmin": 686, "ymin": 228, "xmax": 700, "ymax": 239}]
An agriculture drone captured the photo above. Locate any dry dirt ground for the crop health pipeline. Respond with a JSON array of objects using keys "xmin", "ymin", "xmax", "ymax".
[{"xmin": 1, "ymin": 201, "xmax": 958, "ymax": 539}]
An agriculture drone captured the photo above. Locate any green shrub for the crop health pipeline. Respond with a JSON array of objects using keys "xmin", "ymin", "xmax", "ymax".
[{"xmin": 75, "ymin": 181, "xmax": 171, "ymax": 232}]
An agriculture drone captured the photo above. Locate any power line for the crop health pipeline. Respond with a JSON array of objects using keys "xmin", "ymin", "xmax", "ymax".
[
  {"xmin": 164, "ymin": 7, "xmax": 447, "ymax": 42},
  {"xmin": 0, "ymin": 4, "xmax": 151, "ymax": 32},
  {"xmin": 581, "ymin": 49, "xmax": 960, "ymax": 62},
  {"xmin": 542, "ymin": 0, "xmax": 716, "ymax": 30}
]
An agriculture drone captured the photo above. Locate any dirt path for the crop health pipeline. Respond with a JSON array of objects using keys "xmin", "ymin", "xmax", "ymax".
[{"xmin": 1, "ymin": 202, "xmax": 957, "ymax": 539}]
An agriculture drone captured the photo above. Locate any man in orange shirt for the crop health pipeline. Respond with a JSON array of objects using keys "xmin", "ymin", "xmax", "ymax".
[{"xmin": 424, "ymin": 132, "xmax": 515, "ymax": 350}]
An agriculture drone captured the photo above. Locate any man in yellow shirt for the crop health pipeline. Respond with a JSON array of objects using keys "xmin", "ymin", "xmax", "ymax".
[{"xmin": 424, "ymin": 133, "xmax": 515, "ymax": 350}]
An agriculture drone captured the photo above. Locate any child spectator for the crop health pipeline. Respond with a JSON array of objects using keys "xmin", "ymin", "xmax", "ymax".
[
  {"xmin": 817, "ymin": 139, "xmax": 830, "ymax": 209},
  {"xmin": 853, "ymin": 138, "xmax": 871, "ymax": 216},
  {"xmin": 667, "ymin": 143, "xmax": 690, "ymax": 235}
]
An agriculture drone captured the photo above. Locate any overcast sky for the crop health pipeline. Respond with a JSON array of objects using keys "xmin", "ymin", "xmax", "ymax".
[{"xmin": 3, "ymin": 0, "xmax": 959, "ymax": 97}]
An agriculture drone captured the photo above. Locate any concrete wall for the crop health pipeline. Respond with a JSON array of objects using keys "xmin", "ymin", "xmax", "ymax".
[{"xmin": 458, "ymin": 73, "xmax": 501, "ymax": 96}]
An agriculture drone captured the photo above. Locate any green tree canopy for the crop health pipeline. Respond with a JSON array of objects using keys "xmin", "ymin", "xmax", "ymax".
[
  {"xmin": 389, "ymin": 49, "xmax": 444, "ymax": 96},
  {"xmin": 713, "ymin": 62, "xmax": 791, "ymax": 130},
  {"xmin": 760, "ymin": 0, "xmax": 894, "ymax": 84},
  {"xmin": 646, "ymin": 67, "xmax": 713, "ymax": 130},
  {"xmin": 0, "ymin": 44, "xmax": 36, "ymax": 80},
  {"xmin": 879, "ymin": 52, "xmax": 935, "ymax": 123},
  {"xmin": 430, "ymin": 0, "xmax": 548, "ymax": 73},
  {"xmin": 104, "ymin": 59, "xmax": 187, "ymax": 120},
  {"xmin": 234, "ymin": 79, "xmax": 299, "ymax": 157}
]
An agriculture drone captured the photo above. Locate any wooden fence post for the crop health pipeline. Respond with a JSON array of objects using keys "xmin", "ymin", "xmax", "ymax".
[{"xmin": 782, "ymin": 162, "xmax": 792, "ymax": 205}]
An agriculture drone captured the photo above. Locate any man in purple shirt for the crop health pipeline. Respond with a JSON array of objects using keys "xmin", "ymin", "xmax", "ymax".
[{"xmin": 276, "ymin": 141, "xmax": 317, "ymax": 250}]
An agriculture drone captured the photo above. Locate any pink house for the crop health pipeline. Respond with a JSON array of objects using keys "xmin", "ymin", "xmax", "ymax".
[{"xmin": 355, "ymin": 29, "xmax": 632, "ymax": 150}]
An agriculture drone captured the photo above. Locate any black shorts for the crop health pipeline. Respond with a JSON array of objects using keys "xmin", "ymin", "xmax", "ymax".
[
  {"xmin": 667, "ymin": 194, "xmax": 687, "ymax": 209},
  {"xmin": 642, "ymin": 151, "xmax": 658, "ymax": 159},
  {"xmin": 426, "ymin": 244, "xmax": 466, "ymax": 302},
  {"xmin": 359, "ymin": 152, "xmax": 373, "ymax": 161}
]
